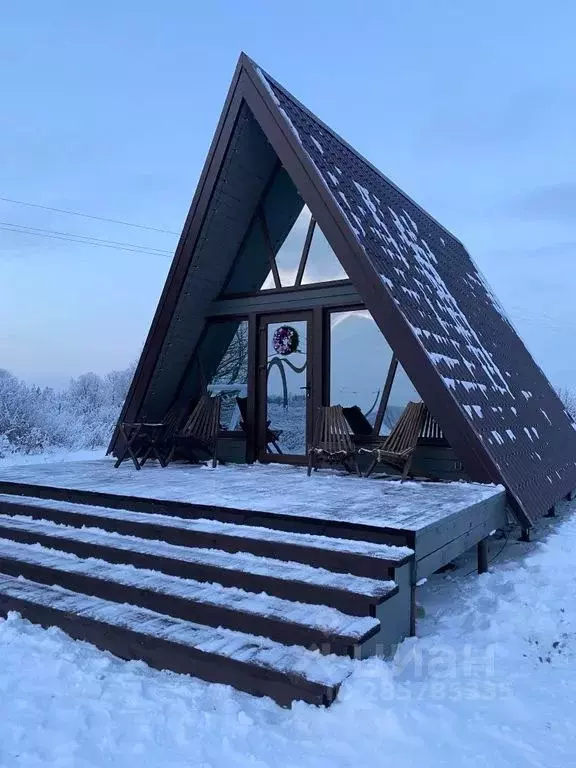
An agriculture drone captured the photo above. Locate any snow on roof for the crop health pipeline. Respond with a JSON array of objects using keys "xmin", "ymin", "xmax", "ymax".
[{"xmin": 259, "ymin": 68, "xmax": 576, "ymax": 521}]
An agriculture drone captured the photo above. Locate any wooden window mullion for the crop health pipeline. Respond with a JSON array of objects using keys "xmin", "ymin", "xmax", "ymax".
[
  {"xmin": 259, "ymin": 211, "xmax": 282, "ymax": 289},
  {"xmin": 295, "ymin": 217, "xmax": 316, "ymax": 287},
  {"xmin": 373, "ymin": 357, "xmax": 398, "ymax": 434}
]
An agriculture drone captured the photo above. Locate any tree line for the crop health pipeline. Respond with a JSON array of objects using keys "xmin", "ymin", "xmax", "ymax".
[{"xmin": 0, "ymin": 366, "xmax": 134, "ymax": 458}]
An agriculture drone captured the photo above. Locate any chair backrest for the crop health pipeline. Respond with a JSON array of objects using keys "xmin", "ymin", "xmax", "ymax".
[
  {"xmin": 382, "ymin": 401, "xmax": 427, "ymax": 455},
  {"xmin": 161, "ymin": 399, "xmax": 189, "ymax": 436},
  {"xmin": 312, "ymin": 405, "xmax": 354, "ymax": 454},
  {"xmin": 236, "ymin": 396, "xmax": 248, "ymax": 429},
  {"xmin": 180, "ymin": 395, "xmax": 221, "ymax": 441},
  {"xmin": 420, "ymin": 409, "xmax": 443, "ymax": 439},
  {"xmin": 342, "ymin": 405, "xmax": 374, "ymax": 436},
  {"xmin": 236, "ymin": 396, "xmax": 278, "ymax": 443}
]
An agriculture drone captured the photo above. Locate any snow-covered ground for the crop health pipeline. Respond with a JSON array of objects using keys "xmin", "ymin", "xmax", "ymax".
[
  {"xmin": 0, "ymin": 454, "xmax": 574, "ymax": 766},
  {"xmin": 0, "ymin": 447, "xmax": 106, "ymax": 468}
]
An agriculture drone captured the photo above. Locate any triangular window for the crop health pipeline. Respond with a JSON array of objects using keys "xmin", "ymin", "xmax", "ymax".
[
  {"xmin": 222, "ymin": 171, "xmax": 350, "ymax": 295},
  {"xmin": 301, "ymin": 223, "xmax": 348, "ymax": 284},
  {"xmin": 261, "ymin": 212, "xmax": 348, "ymax": 290},
  {"xmin": 261, "ymin": 207, "xmax": 312, "ymax": 289}
]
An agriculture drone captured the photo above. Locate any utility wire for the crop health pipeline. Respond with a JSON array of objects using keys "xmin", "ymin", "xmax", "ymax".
[
  {"xmin": 0, "ymin": 220, "xmax": 173, "ymax": 255},
  {"xmin": 0, "ymin": 223, "xmax": 174, "ymax": 257},
  {"xmin": 0, "ymin": 194, "xmax": 180, "ymax": 235}
]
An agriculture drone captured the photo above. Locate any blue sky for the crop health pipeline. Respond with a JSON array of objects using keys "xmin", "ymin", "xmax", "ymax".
[{"xmin": 2, "ymin": 1, "xmax": 576, "ymax": 389}]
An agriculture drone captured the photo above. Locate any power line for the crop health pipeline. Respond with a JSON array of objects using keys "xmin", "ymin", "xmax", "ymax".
[
  {"xmin": 0, "ymin": 223, "xmax": 174, "ymax": 257},
  {"xmin": 0, "ymin": 220, "xmax": 173, "ymax": 255},
  {"xmin": 0, "ymin": 194, "xmax": 180, "ymax": 235}
]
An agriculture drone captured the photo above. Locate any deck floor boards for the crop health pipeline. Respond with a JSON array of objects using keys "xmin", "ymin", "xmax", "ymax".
[{"xmin": 0, "ymin": 459, "xmax": 505, "ymax": 533}]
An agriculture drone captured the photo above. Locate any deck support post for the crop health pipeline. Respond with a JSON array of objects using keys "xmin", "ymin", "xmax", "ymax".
[
  {"xmin": 409, "ymin": 559, "xmax": 417, "ymax": 637},
  {"xmin": 477, "ymin": 539, "xmax": 488, "ymax": 574},
  {"xmin": 520, "ymin": 527, "xmax": 531, "ymax": 543},
  {"xmin": 545, "ymin": 505, "xmax": 556, "ymax": 518}
]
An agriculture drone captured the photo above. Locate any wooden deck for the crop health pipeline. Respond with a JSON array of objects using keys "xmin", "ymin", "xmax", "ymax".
[{"xmin": 0, "ymin": 459, "xmax": 507, "ymax": 705}]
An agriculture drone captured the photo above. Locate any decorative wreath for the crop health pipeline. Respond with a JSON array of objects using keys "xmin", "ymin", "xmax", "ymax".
[{"xmin": 272, "ymin": 325, "xmax": 299, "ymax": 356}]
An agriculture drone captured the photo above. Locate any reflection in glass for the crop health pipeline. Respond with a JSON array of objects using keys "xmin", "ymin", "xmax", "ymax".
[
  {"xmin": 330, "ymin": 310, "xmax": 393, "ymax": 429},
  {"xmin": 380, "ymin": 364, "xmax": 421, "ymax": 434},
  {"xmin": 265, "ymin": 320, "xmax": 308, "ymax": 455},
  {"xmin": 201, "ymin": 321, "xmax": 248, "ymax": 430}
]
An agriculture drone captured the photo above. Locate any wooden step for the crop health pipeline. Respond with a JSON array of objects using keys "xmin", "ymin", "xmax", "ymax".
[
  {"xmin": 0, "ymin": 514, "xmax": 397, "ymax": 614},
  {"xmin": 0, "ymin": 481, "xmax": 411, "ymax": 547},
  {"xmin": 0, "ymin": 494, "xmax": 412, "ymax": 578},
  {"xmin": 0, "ymin": 537, "xmax": 381, "ymax": 654},
  {"xmin": 0, "ymin": 573, "xmax": 352, "ymax": 706}
]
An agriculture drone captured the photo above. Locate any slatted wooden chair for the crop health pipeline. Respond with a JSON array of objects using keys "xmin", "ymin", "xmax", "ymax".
[
  {"xmin": 360, "ymin": 401, "xmax": 427, "ymax": 480},
  {"xmin": 307, "ymin": 405, "xmax": 361, "ymax": 477},
  {"xmin": 137, "ymin": 401, "xmax": 189, "ymax": 468},
  {"xmin": 164, "ymin": 394, "xmax": 222, "ymax": 468},
  {"xmin": 420, "ymin": 409, "xmax": 444, "ymax": 441},
  {"xmin": 236, "ymin": 396, "xmax": 283, "ymax": 454},
  {"xmin": 114, "ymin": 400, "xmax": 188, "ymax": 471}
]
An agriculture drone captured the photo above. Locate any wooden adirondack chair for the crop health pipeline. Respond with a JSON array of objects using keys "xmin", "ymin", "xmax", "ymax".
[
  {"xmin": 360, "ymin": 400, "xmax": 427, "ymax": 480},
  {"xmin": 164, "ymin": 394, "xmax": 222, "ymax": 468},
  {"xmin": 114, "ymin": 400, "xmax": 188, "ymax": 470},
  {"xmin": 137, "ymin": 401, "xmax": 189, "ymax": 468},
  {"xmin": 420, "ymin": 409, "xmax": 444, "ymax": 440},
  {"xmin": 236, "ymin": 396, "xmax": 283, "ymax": 454},
  {"xmin": 307, "ymin": 405, "xmax": 361, "ymax": 477}
]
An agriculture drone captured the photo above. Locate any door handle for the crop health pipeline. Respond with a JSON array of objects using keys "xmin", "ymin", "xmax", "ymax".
[{"xmin": 300, "ymin": 385, "xmax": 311, "ymax": 398}]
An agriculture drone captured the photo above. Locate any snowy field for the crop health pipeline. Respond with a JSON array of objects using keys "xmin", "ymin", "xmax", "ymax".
[
  {"xmin": 0, "ymin": 452, "xmax": 574, "ymax": 766},
  {"xmin": 0, "ymin": 448, "xmax": 105, "ymax": 468}
]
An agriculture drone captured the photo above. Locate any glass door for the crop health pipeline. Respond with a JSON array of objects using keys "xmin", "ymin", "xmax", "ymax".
[{"xmin": 257, "ymin": 313, "xmax": 313, "ymax": 462}]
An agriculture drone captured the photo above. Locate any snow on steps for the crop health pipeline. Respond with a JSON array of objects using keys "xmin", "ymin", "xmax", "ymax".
[
  {"xmin": 0, "ymin": 493, "xmax": 415, "ymax": 706},
  {"xmin": 0, "ymin": 514, "xmax": 398, "ymax": 614},
  {"xmin": 0, "ymin": 494, "xmax": 413, "ymax": 578},
  {"xmin": 0, "ymin": 537, "xmax": 381, "ymax": 653},
  {"xmin": 0, "ymin": 574, "xmax": 352, "ymax": 707}
]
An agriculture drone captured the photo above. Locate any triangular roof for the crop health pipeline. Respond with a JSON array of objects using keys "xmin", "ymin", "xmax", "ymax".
[{"xmin": 111, "ymin": 53, "xmax": 576, "ymax": 526}]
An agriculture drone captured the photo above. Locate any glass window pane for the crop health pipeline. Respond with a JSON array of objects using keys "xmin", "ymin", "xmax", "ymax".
[
  {"xmin": 265, "ymin": 320, "xmax": 308, "ymax": 455},
  {"xmin": 273, "ymin": 207, "xmax": 312, "ymax": 288},
  {"xmin": 302, "ymin": 223, "xmax": 348, "ymax": 284},
  {"xmin": 221, "ymin": 166, "xmax": 304, "ymax": 295},
  {"xmin": 199, "ymin": 320, "xmax": 249, "ymax": 430},
  {"xmin": 330, "ymin": 310, "xmax": 393, "ymax": 430},
  {"xmin": 381, "ymin": 364, "xmax": 421, "ymax": 435}
]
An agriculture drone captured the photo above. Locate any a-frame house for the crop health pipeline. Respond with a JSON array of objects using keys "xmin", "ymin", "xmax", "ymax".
[{"xmin": 110, "ymin": 53, "xmax": 576, "ymax": 529}]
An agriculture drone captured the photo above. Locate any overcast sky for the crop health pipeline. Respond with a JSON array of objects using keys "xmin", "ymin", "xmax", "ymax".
[{"xmin": 1, "ymin": 1, "xmax": 575, "ymax": 389}]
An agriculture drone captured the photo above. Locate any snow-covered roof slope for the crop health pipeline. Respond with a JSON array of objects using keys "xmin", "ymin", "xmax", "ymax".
[{"xmin": 255, "ymin": 63, "xmax": 576, "ymax": 524}]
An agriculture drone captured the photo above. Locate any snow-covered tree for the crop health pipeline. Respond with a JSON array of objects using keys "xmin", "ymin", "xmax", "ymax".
[
  {"xmin": 0, "ymin": 364, "xmax": 135, "ymax": 457},
  {"xmin": 558, "ymin": 387, "xmax": 576, "ymax": 420}
]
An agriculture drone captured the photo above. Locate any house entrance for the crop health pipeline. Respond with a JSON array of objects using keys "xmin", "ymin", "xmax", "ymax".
[{"xmin": 257, "ymin": 312, "xmax": 314, "ymax": 462}]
